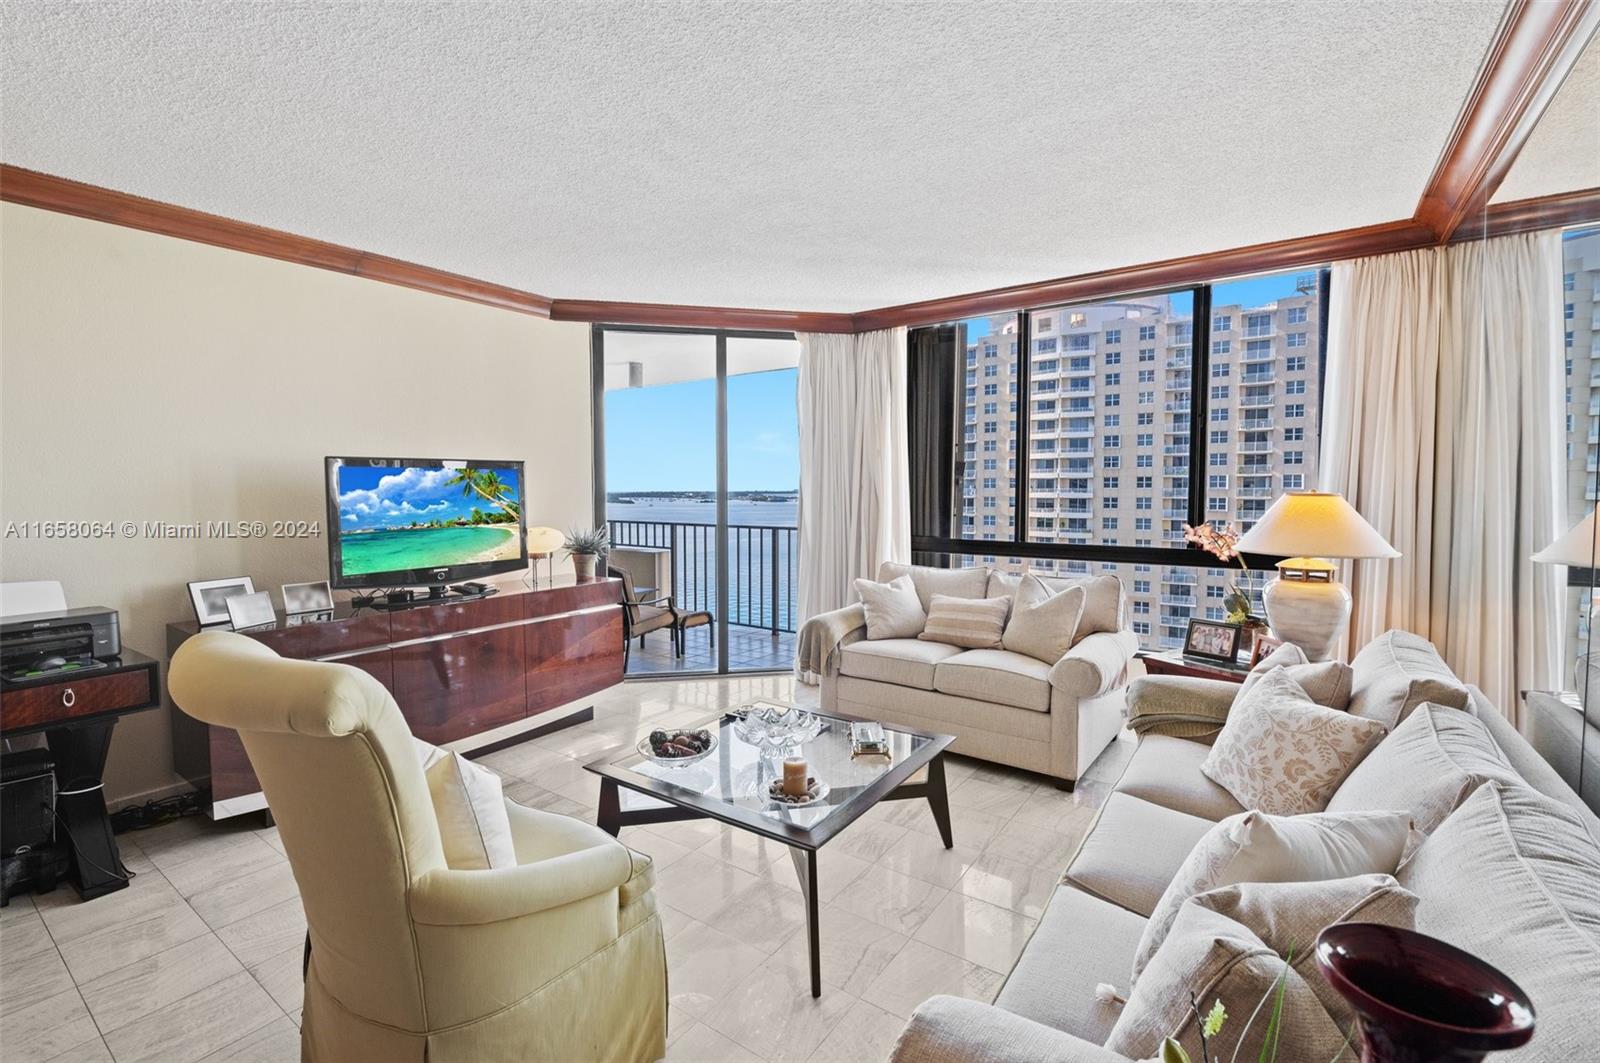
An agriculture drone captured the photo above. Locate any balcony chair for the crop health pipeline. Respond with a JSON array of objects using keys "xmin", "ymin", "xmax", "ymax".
[
  {"xmin": 168, "ymin": 631, "xmax": 667, "ymax": 1063},
  {"xmin": 609, "ymin": 565, "xmax": 681, "ymax": 664}
]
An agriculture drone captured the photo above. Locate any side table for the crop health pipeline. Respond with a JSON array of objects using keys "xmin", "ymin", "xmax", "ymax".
[{"xmin": 1136, "ymin": 648, "xmax": 1253, "ymax": 684}]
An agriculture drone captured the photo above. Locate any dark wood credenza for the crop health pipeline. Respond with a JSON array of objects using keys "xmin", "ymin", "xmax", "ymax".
[{"xmin": 166, "ymin": 578, "xmax": 623, "ymax": 819}]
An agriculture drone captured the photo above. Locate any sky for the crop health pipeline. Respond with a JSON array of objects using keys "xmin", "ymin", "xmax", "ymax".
[
  {"xmin": 604, "ymin": 368, "xmax": 799, "ymax": 493},
  {"xmin": 335, "ymin": 463, "xmax": 522, "ymax": 528}
]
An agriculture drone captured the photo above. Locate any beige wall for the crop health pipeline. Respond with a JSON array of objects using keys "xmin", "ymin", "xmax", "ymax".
[{"xmin": 0, "ymin": 202, "xmax": 595, "ymax": 803}]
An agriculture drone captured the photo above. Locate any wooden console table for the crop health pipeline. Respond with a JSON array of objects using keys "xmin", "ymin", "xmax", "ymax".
[
  {"xmin": 0, "ymin": 648, "xmax": 162, "ymax": 900},
  {"xmin": 167, "ymin": 577, "xmax": 623, "ymax": 819}
]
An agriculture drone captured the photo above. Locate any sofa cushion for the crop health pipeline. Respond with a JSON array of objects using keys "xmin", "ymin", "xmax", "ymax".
[
  {"xmin": 1327, "ymin": 702, "xmax": 1521, "ymax": 834},
  {"xmin": 988, "ymin": 571, "xmax": 1123, "ymax": 641},
  {"xmin": 934, "ymin": 649, "xmax": 1053, "ymax": 712},
  {"xmin": 1191, "ymin": 874, "xmax": 1419, "ymax": 1024},
  {"xmin": 1064, "ymin": 793, "xmax": 1215, "ymax": 917},
  {"xmin": 854, "ymin": 573, "xmax": 926, "ymax": 640},
  {"xmin": 1002, "ymin": 576, "xmax": 1086, "ymax": 665},
  {"xmin": 1106, "ymin": 902, "xmax": 1347, "ymax": 1063},
  {"xmin": 1237, "ymin": 641, "xmax": 1354, "ymax": 709},
  {"xmin": 1348, "ymin": 629, "xmax": 1469, "ymax": 731},
  {"xmin": 1399, "ymin": 782, "xmax": 1600, "ymax": 1061},
  {"xmin": 1201, "ymin": 668, "xmax": 1385, "ymax": 815},
  {"xmin": 919, "ymin": 593, "xmax": 1010, "ymax": 650},
  {"xmin": 839, "ymin": 638, "xmax": 962, "ymax": 690},
  {"xmin": 1131, "ymin": 808, "xmax": 1410, "ymax": 986},
  {"xmin": 880, "ymin": 562, "xmax": 990, "ymax": 613},
  {"xmin": 995, "ymin": 885, "xmax": 1150, "ymax": 1045},
  {"xmin": 1115, "ymin": 735, "xmax": 1245, "ymax": 822}
]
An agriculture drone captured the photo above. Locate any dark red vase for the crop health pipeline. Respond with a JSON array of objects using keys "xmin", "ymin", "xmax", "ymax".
[{"xmin": 1314, "ymin": 923, "xmax": 1535, "ymax": 1063}]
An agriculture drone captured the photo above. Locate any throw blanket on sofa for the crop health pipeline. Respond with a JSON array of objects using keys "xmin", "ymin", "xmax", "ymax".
[{"xmin": 794, "ymin": 604, "xmax": 866, "ymax": 685}]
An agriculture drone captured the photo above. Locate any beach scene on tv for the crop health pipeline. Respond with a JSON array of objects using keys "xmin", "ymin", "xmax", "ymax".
[{"xmin": 335, "ymin": 464, "xmax": 523, "ymax": 577}]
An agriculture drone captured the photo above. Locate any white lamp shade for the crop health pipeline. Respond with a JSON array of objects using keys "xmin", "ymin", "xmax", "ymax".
[
  {"xmin": 1533, "ymin": 505, "xmax": 1599, "ymax": 566},
  {"xmin": 1235, "ymin": 491, "xmax": 1400, "ymax": 560},
  {"xmin": 526, "ymin": 526, "xmax": 565, "ymax": 556}
]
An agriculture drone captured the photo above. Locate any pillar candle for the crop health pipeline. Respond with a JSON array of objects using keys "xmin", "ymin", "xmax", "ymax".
[{"xmin": 782, "ymin": 757, "xmax": 808, "ymax": 797}]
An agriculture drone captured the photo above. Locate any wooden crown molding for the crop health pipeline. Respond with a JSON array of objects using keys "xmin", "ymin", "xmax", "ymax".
[
  {"xmin": 1414, "ymin": 0, "xmax": 1600, "ymax": 242},
  {"xmin": 0, "ymin": 164, "xmax": 554, "ymax": 317},
  {"xmin": 1453, "ymin": 185, "xmax": 1600, "ymax": 241}
]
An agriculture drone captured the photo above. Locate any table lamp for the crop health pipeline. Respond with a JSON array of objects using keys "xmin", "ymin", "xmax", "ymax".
[
  {"xmin": 1235, "ymin": 491, "xmax": 1399, "ymax": 662},
  {"xmin": 1532, "ymin": 505, "xmax": 1597, "ymax": 792},
  {"xmin": 526, "ymin": 526, "xmax": 565, "ymax": 586}
]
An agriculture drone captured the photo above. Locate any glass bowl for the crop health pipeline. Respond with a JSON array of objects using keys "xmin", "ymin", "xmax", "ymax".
[
  {"xmin": 636, "ymin": 731, "xmax": 718, "ymax": 768},
  {"xmin": 732, "ymin": 702, "xmax": 823, "ymax": 753}
]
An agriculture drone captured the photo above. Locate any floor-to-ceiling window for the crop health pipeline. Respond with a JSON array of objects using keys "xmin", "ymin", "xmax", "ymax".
[{"xmin": 595, "ymin": 326, "xmax": 800, "ymax": 676}]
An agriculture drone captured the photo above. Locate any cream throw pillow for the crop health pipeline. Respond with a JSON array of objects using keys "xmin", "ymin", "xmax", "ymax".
[
  {"xmin": 1326, "ymin": 702, "xmax": 1521, "ymax": 833},
  {"xmin": 1202, "ymin": 668, "xmax": 1385, "ymax": 815},
  {"xmin": 854, "ymin": 574, "xmax": 926, "ymax": 640},
  {"xmin": 415, "ymin": 739, "xmax": 517, "ymax": 870},
  {"xmin": 918, "ymin": 593, "xmax": 1010, "ymax": 650},
  {"xmin": 1237, "ymin": 642, "xmax": 1354, "ymax": 709},
  {"xmin": 1190, "ymin": 874, "xmax": 1419, "ymax": 1023},
  {"xmin": 1107, "ymin": 902, "xmax": 1348, "ymax": 1062},
  {"xmin": 1130, "ymin": 807, "xmax": 1410, "ymax": 987},
  {"xmin": 1000, "ymin": 576, "xmax": 1086, "ymax": 664}
]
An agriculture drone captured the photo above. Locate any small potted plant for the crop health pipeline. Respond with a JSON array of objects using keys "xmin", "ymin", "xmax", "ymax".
[{"xmin": 564, "ymin": 526, "xmax": 610, "ymax": 581}]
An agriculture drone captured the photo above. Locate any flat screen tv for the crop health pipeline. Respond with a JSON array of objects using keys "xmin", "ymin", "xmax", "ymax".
[{"xmin": 325, "ymin": 457, "xmax": 529, "ymax": 589}]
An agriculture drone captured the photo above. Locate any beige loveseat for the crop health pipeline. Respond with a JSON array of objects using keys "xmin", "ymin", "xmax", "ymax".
[
  {"xmin": 812, "ymin": 562, "xmax": 1139, "ymax": 790},
  {"xmin": 890, "ymin": 631, "xmax": 1600, "ymax": 1062}
]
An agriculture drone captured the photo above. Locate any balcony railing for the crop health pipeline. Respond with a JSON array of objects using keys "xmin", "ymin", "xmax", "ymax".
[{"xmin": 608, "ymin": 519, "xmax": 798, "ymax": 634}]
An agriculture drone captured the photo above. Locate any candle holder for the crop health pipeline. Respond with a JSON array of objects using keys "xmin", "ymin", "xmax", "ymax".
[{"xmin": 1313, "ymin": 923, "xmax": 1534, "ymax": 1063}]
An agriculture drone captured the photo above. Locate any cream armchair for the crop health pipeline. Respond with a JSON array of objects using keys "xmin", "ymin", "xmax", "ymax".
[{"xmin": 168, "ymin": 631, "xmax": 666, "ymax": 1063}]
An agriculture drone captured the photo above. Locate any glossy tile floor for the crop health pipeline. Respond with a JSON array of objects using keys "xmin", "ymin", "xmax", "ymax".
[{"xmin": 0, "ymin": 675, "xmax": 1132, "ymax": 1063}]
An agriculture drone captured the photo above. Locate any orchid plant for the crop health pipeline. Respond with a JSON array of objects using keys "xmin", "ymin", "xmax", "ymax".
[{"xmin": 1182, "ymin": 521, "xmax": 1255, "ymax": 624}]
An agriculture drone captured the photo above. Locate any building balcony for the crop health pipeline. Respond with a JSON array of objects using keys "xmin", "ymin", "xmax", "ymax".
[
  {"xmin": 1161, "ymin": 595, "xmax": 1196, "ymax": 608},
  {"xmin": 1239, "ymin": 418, "xmax": 1274, "ymax": 432},
  {"xmin": 1238, "ymin": 394, "xmax": 1275, "ymax": 409},
  {"xmin": 1238, "ymin": 487, "xmax": 1275, "ymax": 499},
  {"xmin": 1162, "ymin": 486, "xmax": 1189, "ymax": 498},
  {"xmin": 1238, "ymin": 440, "xmax": 1275, "ymax": 453},
  {"xmin": 1241, "ymin": 369, "xmax": 1276, "ymax": 385},
  {"xmin": 1164, "ymin": 570, "xmax": 1198, "ymax": 585},
  {"xmin": 1241, "ymin": 349, "xmax": 1275, "ymax": 363},
  {"xmin": 1165, "ymin": 401, "xmax": 1192, "ymax": 413},
  {"xmin": 1163, "ymin": 444, "xmax": 1191, "ymax": 455},
  {"xmin": 1166, "ymin": 355, "xmax": 1192, "ymax": 370},
  {"xmin": 1237, "ymin": 465, "xmax": 1272, "ymax": 478},
  {"xmin": 1163, "ymin": 507, "xmax": 1189, "ymax": 520},
  {"xmin": 1063, "ymin": 427, "xmax": 1095, "ymax": 439}
]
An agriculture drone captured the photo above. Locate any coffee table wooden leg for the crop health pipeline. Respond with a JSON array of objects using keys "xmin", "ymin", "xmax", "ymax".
[
  {"xmin": 927, "ymin": 753, "xmax": 954, "ymax": 850},
  {"xmin": 789, "ymin": 847, "xmax": 821, "ymax": 998},
  {"xmin": 597, "ymin": 778, "xmax": 622, "ymax": 838}
]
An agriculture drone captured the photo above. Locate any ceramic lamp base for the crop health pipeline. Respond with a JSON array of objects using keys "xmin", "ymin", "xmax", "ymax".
[{"xmin": 1264, "ymin": 577, "xmax": 1350, "ymax": 662}]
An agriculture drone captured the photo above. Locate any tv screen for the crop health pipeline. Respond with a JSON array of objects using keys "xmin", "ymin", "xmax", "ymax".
[{"xmin": 325, "ymin": 457, "xmax": 529, "ymax": 589}]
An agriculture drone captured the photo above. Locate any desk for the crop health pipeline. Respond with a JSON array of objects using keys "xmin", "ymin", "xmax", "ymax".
[{"xmin": 0, "ymin": 648, "xmax": 161, "ymax": 901}]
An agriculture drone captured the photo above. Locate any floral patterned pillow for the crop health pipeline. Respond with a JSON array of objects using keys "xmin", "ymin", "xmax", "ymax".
[{"xmin": 1201, "ymin": 667, "xmax": 1386, "ymax": 816}]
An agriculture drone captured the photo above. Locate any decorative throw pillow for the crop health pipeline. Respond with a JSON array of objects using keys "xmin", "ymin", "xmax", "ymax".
[
  {"xmin": 1190, "ymin": 874, "xmax": 1419, "ymax": 1023},
  {"xmin": 1347, "ymin": 629, "xmax": 1469, "ymax": 731},
  {"xmin": 414, "ymin": 739, "xmax": 516, "ymax": 870},
  {"xmin": 1237, "ymin": 642, "xmax": 1354, "ymax": 709},
  {"xmin": 1000, "ymin": 576, "xmax": 1086, "ymax": 664},
  {"xmin": 918, "ymin": 593, "xmax": 1010, "ymax": 650},
  {"xmin": 1326, "ymin": 702, "xmax": 1521, "ymax": 834},
  {"xmin": 1107, "ymin": 902, "xmax": 1348, "ymax": 1062},
  {"xmin": 1130, "ymin": 807, "xmax": 1410, "ymax": 987},
  {"xmin": 879, "ymin": 562, "xmax": 990, "ymax": 613},
  {"xmin": 987, "ymin": 571, "xmax": 1124, "ymax": 642},
  {"xmin": 854, "ymin": 574, "xmax": 926, "ymax": 640},
  {"xmin": 1202, "ymin": 668, "xmax": 1385, "ymax": 815}
]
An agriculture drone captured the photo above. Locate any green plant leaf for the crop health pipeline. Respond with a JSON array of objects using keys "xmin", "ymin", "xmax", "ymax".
[
  {"xmin": 1204, "ymin": 999, "xmax": 1228, "ymax": 1038},
  {"xmin": 1257, "ymin": 949, "xmax": 1293, "ymax": 1063},
  {"xmin": 1161, "ymin": 1037, "xmax": 1192, "ymax": 1063}
]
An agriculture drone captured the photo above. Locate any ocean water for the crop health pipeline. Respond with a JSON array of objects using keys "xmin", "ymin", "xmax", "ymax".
[{"xmin": 339, "ymin": 524, "xmax": 519, "ymax": 576}]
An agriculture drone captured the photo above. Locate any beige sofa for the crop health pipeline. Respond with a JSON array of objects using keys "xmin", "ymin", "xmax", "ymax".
[
  {"xmin": 890, "ymin": 631, "xmax": 1600, "ymax": 1062},
  {"xmin": 813, "ymin": 562, "xmax": 1139, "ymax": 790}
]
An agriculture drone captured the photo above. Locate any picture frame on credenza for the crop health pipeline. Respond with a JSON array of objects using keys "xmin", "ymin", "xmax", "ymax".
[
  {"xmin": 1183, "ymin": 618, "xmax": 1243, "ymax": 663},
  {"xmin": 282, "ymin": 579, "xmax": 333, "ymax": 615},
  {"xmin": 188, "ymin": 576, "xmax": 256, "ymax": 627}
]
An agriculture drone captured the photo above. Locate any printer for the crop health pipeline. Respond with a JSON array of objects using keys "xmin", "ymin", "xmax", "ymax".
[{"xmin": 0, "ymin": 606, "xmax": 121, "ymax": 682}]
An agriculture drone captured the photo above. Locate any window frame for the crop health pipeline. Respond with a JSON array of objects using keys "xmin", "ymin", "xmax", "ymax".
[{"xmin": 910, "ymin": 271, "xmax": 1331, "ymax": 570}]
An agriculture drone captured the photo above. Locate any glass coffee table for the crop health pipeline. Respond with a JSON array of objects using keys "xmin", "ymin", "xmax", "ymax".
[{"xmin": 585, "ymin": 704, "xmax": 955, "ymax": 997}]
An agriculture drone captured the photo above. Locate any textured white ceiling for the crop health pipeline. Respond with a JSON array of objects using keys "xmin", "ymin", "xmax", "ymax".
[
  {"xmin": 1, "ymin": 1, "xmax": 1505, "ymax": 313},
  {"xmin": 1492, "ymin": 34, "xmax": 1600, "ymax": 203}
]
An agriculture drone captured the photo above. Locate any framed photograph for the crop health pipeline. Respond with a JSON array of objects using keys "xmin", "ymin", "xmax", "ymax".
[
  {"xmin": 188, "ymin": 576, "xmax": 256, "ymax": 627},
  {"xmin": 282, "ymin": 579, "xmax": 333, "ymax": 615},
  {"xmin": 1184, "ymin": 618, "xmax": 1243, "ymax": 663},
  {"xmin": 1249, "ymin": 632, "xmax": 1285, "ymax": 668},
  {"xmin": 225, "ymin": 590, "xmax": 277, "ymax": 631}
]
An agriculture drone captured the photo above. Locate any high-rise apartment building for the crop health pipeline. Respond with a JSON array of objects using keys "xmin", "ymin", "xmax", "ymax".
[
  {"xmin": 956, "ymin": 274, "xmax": 1324, "ymax": 650},
  {"xmin": 1560, "ymin": 228, "xmax": 1600, "ymax": 663}
]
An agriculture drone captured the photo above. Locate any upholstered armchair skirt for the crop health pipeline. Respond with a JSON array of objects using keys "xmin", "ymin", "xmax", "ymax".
[{"xmin": 169, "ymin": 631, "xmax": 667, "ymax": 1063}]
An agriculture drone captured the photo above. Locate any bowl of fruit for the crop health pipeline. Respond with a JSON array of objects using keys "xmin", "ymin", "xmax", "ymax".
[{"xmin": 637, "ymin": 727, "xmax": 717, "ymax": 768}]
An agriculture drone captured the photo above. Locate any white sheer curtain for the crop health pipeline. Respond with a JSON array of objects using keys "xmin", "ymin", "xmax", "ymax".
[
  {"xmin": 795, "ymin": 327, "xmax": 911, "ymax": 626},
  {"xmin": 1321, "ymin": 231, "xmax": 1564, "ymax": 721}
]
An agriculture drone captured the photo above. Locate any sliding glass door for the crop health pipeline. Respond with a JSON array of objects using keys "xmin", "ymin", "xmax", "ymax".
[{"xmin": 595, "ymin": 326, "xmax": 800, "ymax": 676}]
